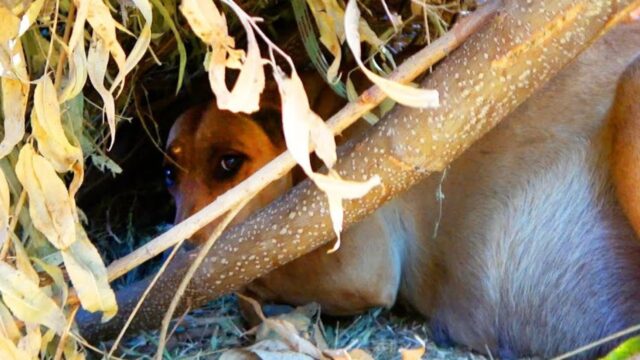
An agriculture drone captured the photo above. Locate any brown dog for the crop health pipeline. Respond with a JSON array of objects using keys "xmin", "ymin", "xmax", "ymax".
[{"xmin": 164, "ymin": 21, "xmax": 640, "ymax": 359}]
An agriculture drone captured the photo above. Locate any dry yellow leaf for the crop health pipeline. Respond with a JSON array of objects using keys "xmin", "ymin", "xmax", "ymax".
[
  {"xmin": 87, "ymin": 33, "xmax": 117, "ymax": 147},
  {"xmin": 0, "ymin": 335, "xmax": 29, "ymax": 360},
  {"xmin": 59, "ymin": 0, "xmax": 89, "ymax": 103},
  {"xmin": 61, "ymin": 224, "xmax": 117, "ymax": 322},
  {"xmin": 181, "ymin": 0, "xmax": 265, "ymax": 113},
  {"xmin": 0, "ymin": 262, "xmax": 66, "ymax": 334},
  {"xmin": 17, "ymin": 0, "xmax": 45, "ymax": 36},
  {"xmin": 112, "ymin": 0, "xmax": 152, "ymax": 91},
  {"xmin": 12, "ymin": 236, "xmax": 38, "ymax": 285},
  {"xmin": 31, "ymin": 257, "xmax": 68, "ymax": 307},
  {"xmin": 0, "ymin": 77, "xmax": 28, "ymax": 159},
  {"xmin": 84, "ymin": 0, "xmax": 126, "ymax": 78},
  {"xmin": 0, "ymin": 302, "xmax": 20, "ymax": 343},
  {"xmin": 15, "ymin": 144, "xmax": 77, "ymax": 250},
  {"xmin": 344, "ymin": 0, "xmax": 439, "ymax": 108},
  {"xmin": 0, "ymin": 8, "xmax": 19, "ymax": 42},
  {"xmin": 32, "ymin": 75, "xmax": 83, "ymax": 173},
  {"xmin": 39, "ymin": 329, "xmax": 55, "ymax": 356},
  {"xmin": 0, "ymin": 38, "xmax": 28, "ymax": 159},
  {"xmin": 0, "ymin": 168, "xmax": 9, "ymax": 249},
  {"xmin": 17, "ymin": 324, "xmax": 41, "ymax": 359},
  {"xmin": 179, "ymin": 0, "xmax": 233, "ymax": 45},
  {"xmin": 274, "ymin": 69, "xmax": 380, "ymax": 250}
]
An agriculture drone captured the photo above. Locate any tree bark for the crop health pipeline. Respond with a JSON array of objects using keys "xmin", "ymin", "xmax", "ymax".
[{"xmin": 78, "ymin": 0, "xmax": 639, "ymax": 342}]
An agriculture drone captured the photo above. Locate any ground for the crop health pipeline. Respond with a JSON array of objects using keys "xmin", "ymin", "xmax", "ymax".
[{"xmin": 94, "ymin": 293, "xmax": 485, "ymax": 359}]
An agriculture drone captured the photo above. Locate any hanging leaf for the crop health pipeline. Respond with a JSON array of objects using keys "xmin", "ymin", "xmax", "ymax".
[
  {"xmin": 0, "ymin": 334, "xmax": 28, "ymax": 360},
  {"xmin": 17, "ymin": 324, "xmax": 41, "ymax": 359},
  {"xmin": 0, "ymin": 38, "xmax": 28, "ymax": 159},
  {"xmin": 181, "ymin": 0, "xmax": 265, "ymax": 113},
  {"xmin": 0, "ymin": 169, "xmax": 10, "ymax": 250},
  {"xmin": 274, "ymin": 68, "xmax": 380, "ymax": 250},
  {"xmin": 12, "ymin": 235, "xmax": 38, "ymax": 285},
  {"xmin": 61, "ymin": 224, "xmax": 117, "ymax": 322},
  {"xmin": 17, "ymin": 0, "xmax": 45, "ymax": 36},
  {"xmin": 32, "ymin": 75, "xmax": 83, "ymax": 174},
  {"xmin": 31, "ymin": 257, "xmax": 68, "ymax": 306},
  {"xmin": 59, "ymin": 0, "xmax": 90, "ymax": 103},
  {"xmin": 0, "ymin": 8, "xmax": 19, "ymax": 42},
  {"xmin": 0, "ymin": 262, "xmax": 66, "ymax": 334},
  {"xmin": 0, "ymin": 302, "xmax": 20, "ymax": 343},
  {"xmin": 344, "ymin": 0, "xmax": 439, "ymax": 108},
  {"xmin": 83, "ymin": 0, "xmax": 126, "ymax": 80},
  {"xmin": 86, "ymin": 33, "xmax": 117, "ymax": 147},
  {"xmin": 110, "ymin": 0, "xmax": 153, "ymax": 95},
  {"xmin": 15, "ymin": 144, "xmax": 77, "ymax": 250}
]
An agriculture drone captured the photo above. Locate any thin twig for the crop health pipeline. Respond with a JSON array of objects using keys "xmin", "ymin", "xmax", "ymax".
[
  {"xmin": 44, "ymin": 0, "xmax": 62, "ymax": 74},
  {"xmin": 552, "ymin": 323, "xmax": 640, "ymax": 360},
  {"xmin": 54, "ymin": 1, "xmax": 77, "ymax": 91},
  {"xmin": 54, "ymin": 304, "xmax": 80, "ymax": 360},
  {"xmin": 101, "ymin": 1, "xmax": 500, "ymax": 284},
  {"xmin": 0, "ymin": 190, "xmax": 26, "ymax": 261},
  {"xmin": 107, "ymin": 238, "xmax": 187, "ymax": 357},
  {"xmin": 154, "ymin": 198, "xmax": 251, "ymax": 359}
]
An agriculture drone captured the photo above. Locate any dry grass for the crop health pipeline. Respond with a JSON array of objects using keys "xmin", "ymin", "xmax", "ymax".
[{"xmin": 94, "ymin": 294, "xmax": 486, "ymax": 359}]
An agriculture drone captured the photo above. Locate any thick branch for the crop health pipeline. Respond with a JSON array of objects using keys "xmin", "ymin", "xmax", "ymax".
[
  {"xmin": 100, "ymin": 0, "xmax": 499, "ymax": 286},
  {"xmin": 78, "ymin": 0, "xmax": 639, "ymax": 341}
]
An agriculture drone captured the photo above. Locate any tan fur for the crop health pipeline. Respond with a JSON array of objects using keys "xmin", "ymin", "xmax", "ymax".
[{"xmin": 166, "ymin": 21, "xmax": 640, "ymax": 359}]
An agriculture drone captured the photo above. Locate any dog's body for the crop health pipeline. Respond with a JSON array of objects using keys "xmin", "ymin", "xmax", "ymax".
[{"xmin": 165, "ymin": 21, "xmax": 640, "ymax": 358}]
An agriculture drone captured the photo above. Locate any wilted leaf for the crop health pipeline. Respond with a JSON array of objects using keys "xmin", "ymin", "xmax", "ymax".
[
  {"xmin": 110, "ymin": 0, "xmax": 152, "ymax": 95},
  {"xmin": 17, "ymin": 0, "xmax": 45, "ymax": 36},
  {"xmin": 0, "ymin": 334, "xmax": 29, "ymax": 360},
  {"xmin": 15, "ymin": 144, "xmax": 77, "ymax": 250},
  {"xmin": 0, "ymin": 302, "xmax": 20, "ymax": 343},
  {"xmin": 344, "ymin": 0, "xmax": 439, "ymax": 108},
  {"xmin": 274, "ymin": 69, "xmax": 380, "ymax": 249},
  {"xmin": 63, "ymin": 337, "xmax": 86, "ymax": 360},
  {"xmin": 179, "ymin": 0, "xmax": 233, "ymax": 45},
  {"xmin": 31, "ymin": 257, "xmax": 68, "ymax": 306},
  {"xmin": 0, "ymin": 77, "xmax": 27, "ymax": 159},
  {"xmin": 12, "ymin": 235, "xmax": 38, "ymax": 284},
  {"xmin": 17, "ymin": 323, "xmax": 41, "ymax": 359},
  {"xmin": 0, "ymin": 38, "xmax": 28, "ymax": 159},
  {"xmin": 0, "ymin": 168, "xmax": 9, "ymax": 249},
  {"xmin": 84, "ymin": 0, "xmax": 126, "ymax": 79},
  {"xmin": 31, "ymin": 75, "xmax": 83, "ymax": 174},
  {"xmin": 0, "ymin": 262, "xmax": 66, "ymax": 333},
  {"xmin": 59, "ymin": 0, "xmax": 89, "ymax": 103},
  {"xmin": 86, "ymin": 33, "xmax": 117, "ymax": 147},
  {"xmin": 61, "ymin": 224, "xmax": 117, "ymax": 321},
  {"xmin": 0, "ymin": 8, "xmax": 19, "ymax": 42},
  {"xmin": 39, "ymin": 329, "xmax": 55, "ymax": 356},
  {"xmin": 181, "ymin": 0, "xmax": 265, "ymax": 113}
]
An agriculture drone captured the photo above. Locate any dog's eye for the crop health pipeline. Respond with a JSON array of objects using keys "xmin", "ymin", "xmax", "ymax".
[
  {"xmin": 213, "ymin": 154, "xmax": 246, "ymax": 180},
  {"xmin": 163, "ymin": 165, "xmax": 177, "ymax": 188}
]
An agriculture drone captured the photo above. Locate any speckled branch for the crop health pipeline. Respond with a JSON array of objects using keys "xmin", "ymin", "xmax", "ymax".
[{"xmin": 78, "ymin": 0, "xmax": 639, "ymax": 342}]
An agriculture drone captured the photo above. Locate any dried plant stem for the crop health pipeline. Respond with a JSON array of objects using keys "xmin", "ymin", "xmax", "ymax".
[
  {"xmin": 154, "ymin": 198, "xmax": 250, "ymax": 360},
  {"xmin": 54, "ymin": 1, "xmax": 76, "ymax": 90},
  {"xmin": 106, "ymin": 238, "xmax": 186, "ymax": 357},
  {"xmin": 54, "ymin": 304, "xmax": 79, "ymax": 360},
  {"xmin": 102, "ymin": 0, "xmax": 499, "ymax": 284},
  {"xmin": 0, "ymin": 190, "xmax": 26, "ymax": 261}
]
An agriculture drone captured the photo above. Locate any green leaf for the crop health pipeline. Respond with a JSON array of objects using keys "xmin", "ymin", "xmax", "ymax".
[{"xmin": 603, "ymin": 336, "xmax": 640, "ymax": 360}]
